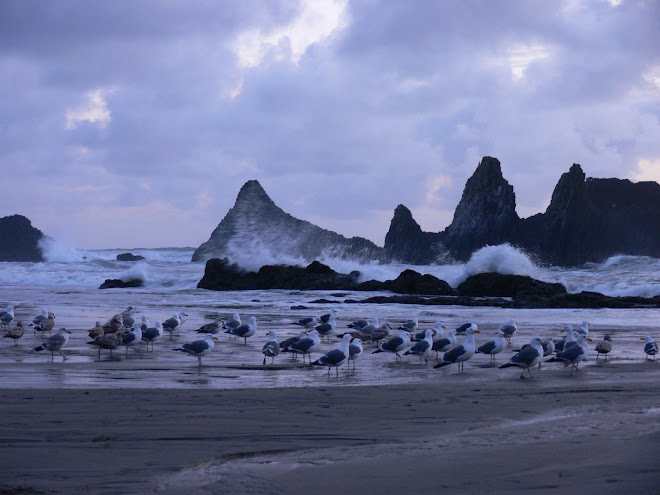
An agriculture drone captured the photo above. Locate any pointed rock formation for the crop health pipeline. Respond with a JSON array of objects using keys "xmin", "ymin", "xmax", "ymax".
[
  {"xmin": 0, "ymin": 214, "xmax": 46, "ymax": 262},
  {"xmin": 192, "ymin": 180, "xmax": 387, "ymax": 264},
  {"xmin": 383, "ymin": 205, "xmax": 444, "ymax": 264},
  {"xmin": 443, "ymin": 156, "xmax": 520, "ymax": 259}
]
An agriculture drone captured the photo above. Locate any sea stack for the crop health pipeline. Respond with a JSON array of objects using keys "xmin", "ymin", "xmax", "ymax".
[
  {"xmin": 192, "ymin": 180, "xmax": 387, "ymax": 264},
  {"xmin": 0, "ymin": 214, "xmax": 46, "ymax": 262}
]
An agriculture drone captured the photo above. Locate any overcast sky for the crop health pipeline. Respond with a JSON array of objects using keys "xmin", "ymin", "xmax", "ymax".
[{"xmin": 2, "ymin": 0, "xmax": 659, "ymax": 249}]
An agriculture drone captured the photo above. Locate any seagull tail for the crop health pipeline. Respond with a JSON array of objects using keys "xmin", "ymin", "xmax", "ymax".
[
  {"xmin": 173, "ymin": 348, "xmax": 184, "ymax": 352},
  {"xmin": 499, "ymin": 363, "xmax": 513, "ymax": 369},
  {"xmin": 34, "ymin": 345, "xmax": 44, "ymax": 352},
  {"xmin": 311, "ymin": 359, "xmax": 322, "ymax": 366},
  {"xmin": 372, "ymin": 348, "xmax": 383, "ymax": 354},
  {"xmin": 545, "ymin": 357, "xmax": 560, "ymax": 363},
  {"xmin": 433, "ymin": 361, "xmax": 451, "ymax": 369}
]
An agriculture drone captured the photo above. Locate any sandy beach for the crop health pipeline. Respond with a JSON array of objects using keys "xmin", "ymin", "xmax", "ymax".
[{"xmin": 1, "ymin": 360, "xmax": 658, "ymax": 495}]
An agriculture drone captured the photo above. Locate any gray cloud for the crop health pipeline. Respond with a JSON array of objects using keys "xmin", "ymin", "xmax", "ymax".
[{"xmin": 1, "ymin": 0, "xmax": 659, "ymax": 248}]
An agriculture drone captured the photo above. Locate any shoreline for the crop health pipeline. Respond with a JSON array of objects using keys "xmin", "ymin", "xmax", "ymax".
[{"xmin": 1, "ymin": 366, "xmax": 658, "ymax": 494}]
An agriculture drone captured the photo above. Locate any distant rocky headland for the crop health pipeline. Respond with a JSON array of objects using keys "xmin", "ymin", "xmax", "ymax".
[
  {"xmin": 193, "ymin": 156, "xmax": 660, "ymax": 267},
  {"xmin": 0, "ymin": 214, "xmax": 46, "ymax": 262}
]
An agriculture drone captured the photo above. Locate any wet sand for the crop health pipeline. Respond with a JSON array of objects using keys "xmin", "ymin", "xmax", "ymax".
[{"xmin": 1, "ymin": 363, "xmax": 659, "ymax": 494}]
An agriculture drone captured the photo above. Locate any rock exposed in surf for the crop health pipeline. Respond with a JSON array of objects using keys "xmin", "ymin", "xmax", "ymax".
[
  {"xmin": 197, "ymin": 258, "xmax": 455, "ymax": 295},
  {"xmin": 192, "ymin": 180, "xmax": 388, "ymax": 264},
  {"xmin": 457, "ymin": 273, "xmax": 567, "ymax": 298},
  {"xmin": 99, "ymin": 278, "xmax": 144, "ymax": 289},
  {"xmin": 0, "ymin": 214, "xmax": 47, "ymax": 262},
  {"xmin": 384, "ymin": 205, "xmax": 445, "ymax": 264},
  {"xmin": 116, "ymin": 252, "xmax": 145, "ymax": 262}
]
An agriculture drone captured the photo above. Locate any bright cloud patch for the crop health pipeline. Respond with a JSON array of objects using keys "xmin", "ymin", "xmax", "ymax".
[
  {"xmin": 233, "ymin": 0, "xmax": 348, "ymax": 69},
  {"xmin": 65, "ymin": 88, "xmax": 112, "ymax": 130},
  {"xmin": 508, "ymin": 43, "xmax": 551, "ymax": 80},
  {"xmin": 633, "ymin": 158, "xmax": 660, "ymax": 183}
]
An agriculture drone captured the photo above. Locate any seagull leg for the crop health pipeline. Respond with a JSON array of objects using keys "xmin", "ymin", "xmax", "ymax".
[{"xmin": 197, "ymin": 356, "xmax": 202, "ymax": 367}]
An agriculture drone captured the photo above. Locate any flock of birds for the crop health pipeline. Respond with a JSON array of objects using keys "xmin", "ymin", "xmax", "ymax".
[{"xmin": 0, "ymin": 304, "xmax": 658, "ymax": 378}]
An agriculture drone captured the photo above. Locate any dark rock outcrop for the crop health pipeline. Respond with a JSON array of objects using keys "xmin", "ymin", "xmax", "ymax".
[
  {"xmin": 383, "ymin": 158, "xmax": 660, "ymax": 266},
  {"xmin": 457, "ymin": 273, "xmax": 567, "ymax": 298},
  {"xmin": 116, "ymin": 253, "xmax": 145, "ymax": 262},
  {"xmin": 384, "ymin": 205, "xmax": 444, "ymax": 264},
  {"xmin": 192, "ymin": 180, "xmax": 387, "ymax": 264},
  {"xmin": 99, "ymin": 278, "xmax": 144, "ymax": 289},
  {"xmin": 443, "ymin": 157, "xmax": 520, "ymax": 259},
  {"xmin": 197, "ymin": 258, "xmax": 455, "ymax": 295},
  {"xmin": 0, "ymin": 214, "xmax": 46, "ymax": 262}
]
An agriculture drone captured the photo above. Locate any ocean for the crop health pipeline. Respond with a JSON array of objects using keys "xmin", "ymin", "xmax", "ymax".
[{"xmin": 0, "ymin": 241, "xmax": 658, "ymax": 389}]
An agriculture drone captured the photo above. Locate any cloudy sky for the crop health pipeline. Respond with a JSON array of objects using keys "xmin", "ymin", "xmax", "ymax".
[{"xmin": 2, "ymin": 0, "xmax": 659, "ymax": 249}]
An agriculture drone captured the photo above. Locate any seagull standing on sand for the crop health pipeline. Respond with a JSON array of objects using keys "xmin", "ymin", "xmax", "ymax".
[
  {"xmin": 36, "ymin": 312, "xmax": 55, "ymax": 335},
  {"xmin": 225, "ymin": 316, "xmax": 257, "ymax": 344},
  {"xmin": 314, "ymin": 315, "xmax": 336, "ymax": 340},
  {"xmin": 88, "ymin": 322, "xmax": 104, "ymax": 339},
  {"xmin": 0, "ymin": 305, "xmax": 15, "ymax": 328},
  {"xmin": 162, "ymin": 312, "xmax": 186, "ymax": 339},
  {"xmin": 546, "ymin": 334, "xmax": 590, "ymax": 375},
  {"xmin": 433, "ymin": 324, "xmax": 480, "ymax": 373},
  {"xmin": 282, "ymin": 330, "xmax": 320, "ymax": 364},
  {"xmin": 223, "ymin": 313, "xmax": 242, "ymax": 335},
  {"xmin": 554, "ymin": 325, "xmax": 576, "ymax": 352},
  {"xmin": 595, "ymin": 336, "xmax": 613, "ymax": 360},
  {"xmin": 31, "ymin": 308, "xmax": 48, "ymax": 328},
  {"xmin": 348, "ymin": 338, "xmax": 363, "ymax": 371},
  {"xmin": 499, "ymin": 337, "xmax": 544, "ymax": 379},
  {"xmin": 293, "ymin": 316, "xmax": 320, "ymax": 329},
  {"xmin": 141, "ymin": 320, "xmax": 163, "ymax": 351},
  {"xmin": 88, "ymin": 332, "xmax": 121, "ymax": 359},
  {"xmin": 642, "ymin": 336, "xmax": 658, "ymax": 360},
  {"xmin": 404, "ymin": 329, "xmax": 435, "ymax": 364},
  {"xmin": 399, "ymin": 318, "xmax": 419, "ymax": 333},
  {"xmin": 122, "ymin": 323, "xmax": 143, "ymax": 355},
  {"xmin": 455, "ymin": 322, "xmax": 473, "ymax": 335},
  {"xmin": 174, "ymin": 334, "xmax": 216, "ymax": 366},
  {"xmin": 320, "ymin": 309, "xmax": 337, "ymax": 324},
  {"xmin": 262, "ymin": 330, "xmax": 280, "ymax": 365},
  {"xmin": 312, "ymin": 334, "xmax": 351, "ymax": 376},
  {"xmin": 432, "ymin": 329, "xmax": 457, "ymax": 359},
  {"xmin": 103, "ymin": 314, "xmax": 123, "ymax": 334},
  {"xmin": 577, "ymin": 321, "xmax": 590, "ymax": 336},
  {"xmin": 140, "ymin": 315, "xmax": 151, "ymax": 330},
  {"xmin": 195, "ymin": 318, "xmax": 223, "ymax": 335},
  {"xmin": 34, "ymin": 328, "xmax": 71, "ymax": 361},
  {"xmin": 500, "ymin": 319, "xmax": 517, "ymax": 344},
  {"xmin": 414, "ymin": 322, "xmax": 445, "ymax": 342},
  {"xmin": 373, "ymin": 331, "xmax": 412, "ymax": 361},
  {"xmin": 476, "ymin": 330, "xmax": 506, "ymax": 364},
  {"xmin": 3, "ymin": 321, "xmax": 24, "ymax": 345},
  {"xmin": 347, "ymin": 319, "xmax": 370, "ymax": 330},
  {"xmin": 280, "ymin": 329, "xmax": 307, "ymax": 360}
]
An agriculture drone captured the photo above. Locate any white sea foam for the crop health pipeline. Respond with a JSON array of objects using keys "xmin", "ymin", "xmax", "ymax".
[
  {"xmin": 39, "ymin": 238, "xmax": 89, "ymax": 263},
  {"xmin": 458, "ymin": 244, "xmax": 540, "ymax": 284}
]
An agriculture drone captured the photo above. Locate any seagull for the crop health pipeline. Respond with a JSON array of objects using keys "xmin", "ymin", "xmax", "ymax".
[
  {"xmin": 595, "ymin": 335, "xmax": 613, "ymax": 360},
  {"xmin": 312, "ymin": 334, "xmax": 351, "ymax": 376},
  {"xmin": 174, "ymin": 334, "xmax": 216, "ymax": 366},
  {"xmin": 222, "ymin": 313, "xmax": 242, "ymax": 335},
  {"xmin": 36, "ymin": 312, "xmax": 56, "ymax": 335},
  {"xmin": 359, "ymin": 318, "xmax": 380, "ymax": 335},
  {"xmin": 348, "ymin": 338, "xmax": 363, "ymax": 371},
  {"xmin": 140, "ymin": 314, "xmax": 151, "ymax": 331},
  {"xmin": 554, "ymin": 325, "xmax": 576, "ymax": 352},
  {"xmin": 293, "ymin": 316, "xmax": 320, "ymax": 329},
  {"xmin": 121, "ymin": 323, "xmax": 143, "ymax": 355},
  {"xmin": 433, "ymin": 324, "xmax": 480, "ymax": 373},
  {"xmin": 432, "ymin": 329, "xmax": 457, "ymax": 359},
  {"xmin": 542, "ymin": 338, "xmax": 555, "ymax": 357},
  {"xmin": 103, "ymin": 314, "xmax": 123, "ymax": 334},
  {"xmin": 576, "ymin": 320, "xmax": 590, "ymax": 336},
  {"xmin": 141, "ymin": 320, "xmax": 163, "ymax": 351},
  {"xmin": 413, "ymin": 322, "xmax": 445, "ymax": 342},
  {"xmin": 0, "ymin": 305, "xmax": 15, "ymax": 328},
  {"xmin": 195, "ymin": 318, "xmax": 223, "ymax": 335},
  {"xmin": 280, "ymin": 330, "xmax": 307, "ymax": 354},
  {"xmin": 546, "ymin": 334, "xmax": 590, "ymax": 375},
  {"xmin": 455, "ymin": 322, "xmax": 472, "ymax": 335},
  {"xmin": 225, "ymin": 316, "xmax": 257, "ymax": 344},
  {"xmin": 320, "ymin": 309, "xmax": 337, "ymax": 324},
  {"xmin": 262, "ymin": 330, "xmax": 280, "ymax": 365},
  {"xmin": 347, "ymin": 319, "xmax": 370, "ymax": 330},
  {"xmin": 3, "ymin": 321, "xmax": 24, "ymax": 345},
  {"xmin": 162, "ymin": 312, "xmax": 186, "ymax": 339},
  {"xmin": 120, "ymin": 307, "xmax": 138, "ymax": 329},
  {"xmin": 499, "ymin": 337, "xmax": 544, "ymax": 379},
  {"xmin": 476, "ymin": 330, "xmax": 506, "ymax": 364},
  {"xmin": 398, "ymin": 318, "xmax": 418, "ymax": 332},
  {"xmin": 88, "ymin": 321, "xmax": 105, "ymax": 339},
  {"xmin": 404, "ymin": 329, "xmax": 435, "ymax": 364},
  {"xmin": 34, "ymin": 328, "xmax": 71, "ymax": 361},
  {"xmin": 88, "ymin": 332, "xmax": 122, "ymax": 359},
  {"xmin": 642, "ymin": 336, "xmax": 658, "ymax": 360},
  {"xmin": 282, "ymin": 330, "xmax": 320, "ymax": 364},
  {"xmin": 373, "ymin": 331, "xmax": 412, "ymax": 361},
  {"xmin": 30, "ymin": 308, "xmax": 48, "ymax": 328},
  {"xmin": 314, "ymin": 315, "xmax": 336, "ymax": 340},
  {"xmin": 500, "ymin": 319, "xmax": 517, "ymax": 344}
]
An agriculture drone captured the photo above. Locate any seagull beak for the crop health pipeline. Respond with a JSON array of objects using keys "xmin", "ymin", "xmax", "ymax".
[
  {"xmin": 587, "ymin": 338, "xmax": 593, "ymax": 342},
  {"xmin": 475, "ymin": 330, "xmax": 480, "ymax": 333},
  {"xmin": 640, "ymin": 337, "xmax": 646, "ymax": 341}
]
